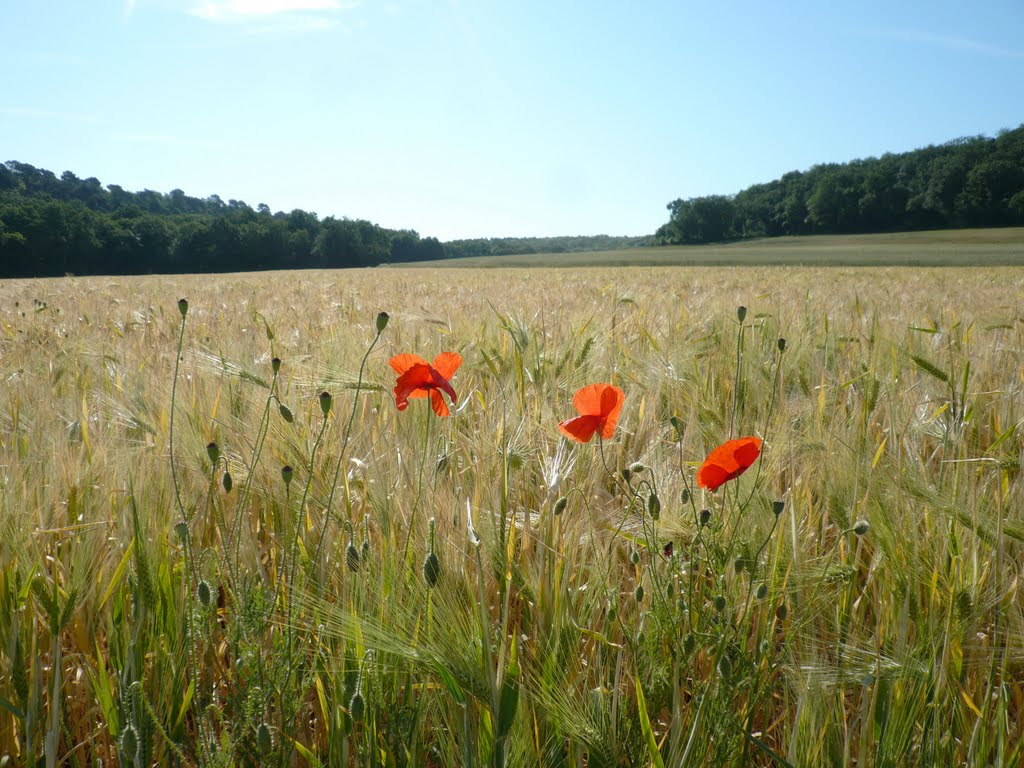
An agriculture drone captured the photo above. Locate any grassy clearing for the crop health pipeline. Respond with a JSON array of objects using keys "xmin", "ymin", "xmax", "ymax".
[
  {"xmin": 1, "ymin": 265, "xmax": 1023, "ymax": 766},
  {"xmin": 399, "ymin": 227, "xmax": 1024, "ymax": 268}
]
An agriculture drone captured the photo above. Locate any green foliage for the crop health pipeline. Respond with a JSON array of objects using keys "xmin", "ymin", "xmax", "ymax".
[{"xmin": 657, "ymin": 124, "xmax": 1024, "ymax": 244}]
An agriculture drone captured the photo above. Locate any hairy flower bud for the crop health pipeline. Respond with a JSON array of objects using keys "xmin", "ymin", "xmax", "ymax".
[
  {"xmin": 206, "ymin": 441, "xmax": 220, "ymax": 465},
  {"xmin": 553, "ymin": 496, "xmax": 568, "ymax": 516},
  {"xmin": 376, "ymin": 311, "xmax": 390, "ymax": 333},
  {"xmin": 319, "ymin": 391, "xmax": 333, "ymax": 417},
  {"xmin": 177, "ymin": 298, "xmax": 188, "ymax": 317}
]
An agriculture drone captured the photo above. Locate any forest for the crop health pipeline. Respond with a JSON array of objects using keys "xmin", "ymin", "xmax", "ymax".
[
  {"xmin": 656, "ymin": 124, "xmax": 1024, "ymax": 244},
  {"xmin": 2, "ymin": 123, "xmax": 1023, "ymax": 276}
]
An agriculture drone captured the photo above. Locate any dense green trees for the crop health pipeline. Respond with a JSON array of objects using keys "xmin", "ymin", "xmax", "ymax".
[
  {"xmin": 0, "ymin": 162, "xmax": 444, "ymax": 277},
  {"xmin": 657, "ymin": 124, "xmax": 1024, "ymax": 244}
]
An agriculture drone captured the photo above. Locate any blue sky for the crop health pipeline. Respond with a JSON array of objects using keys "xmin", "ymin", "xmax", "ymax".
[{"xmin": 2, "ymin": 1, "xmax": 1023, "ymax": 240}]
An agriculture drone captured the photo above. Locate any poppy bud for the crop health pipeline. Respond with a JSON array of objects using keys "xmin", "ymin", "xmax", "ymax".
[
  {"xmin": 120, "ymin": 724, "xmax": 140, "ymax": 761},
  {"xmin": 349, "ymin": 690, "xmax": 365, "ymax": 723},
  {"xmin": 174, "ymin": 522, "xmax": 189, "ymax": 543},
  {"xmin": 718, "ymin": 654, "xmax": 732, "ymax": 679},
  {"xmin": 853, "ymin": 519, "xmax": 870, "ymax": 536},
  {"xmin": 256, "ymin": 722, "xmax": 273, "ymax": 755},
  {"xmin": 177, "ymin": 298, "xmax": 188, "ymax": 317},
  {"xmin": 281, "ymin": 465, "xmax": 293, "ymax": 486},
  {"xmin": 669, "ymin": 415, "xmax": 683, "ymax": 437},
  {"xmin": 606, "ymin": 603, "xmax": 617, "ymax": 623},
  {"xmin": 734, "ymin": 557, "xmax": 745, "ymax": 574},
  {"xmin": 634, "ymin": 584, "xmax": 644, "ymax": 604},
  {"xmin": 699, "ymin": 508, "xmax": 712, "ymax": 527},
  {"xmin": 279, "ymin": 403, "xmax": 294, "ymax": 423},
  {"xmin": 647, "ymin": 492, "xmax": 660, "ymax": 520},
  {"xmin": 376, "ymin": 311, "xmax": 390, "ymax": 333},
  {"xmin": 628, "ymin": 462, "xmax": 647, "ymax": 474},
  {"xmin": 776, "ymin": 603, "xmax": 788, "ymax": 621},
  {"xmin": 737, "ymin": 306, "xmax": 747, "ymax": 323},
  {"xmin": 553, "ymin": 496, "xmax": 568, "ymax": 516},
  {"xmin": 683, "ymin": 633, "xmax": 695, "ymax": 655},
  {"xmin": 346, "ymin": 542, "xmax": 360, "ymax": 572},
  {"xmin": 207, "ymin": 441, "xmax": 219, "ymax": 465},
  {"xmin": 756, "ymin": 583, "xmax": 768, "ymax": 600},
  {"xmin": 621, "ymin": 468, "xmax": 632, "ymax": 483},
  {"xmin": 222, "ymin": 471, "xmax": 233, "ymax": 493},
  {"xmin": 361, "ymin": 538, "xmax": 370, "ymax": 560},
  {"xmin": 777, "ymin": 338, "xmax": 786, "ymax": 353},
  {"xmin": 630, "ymin": 549, "xmax": 640, "ymax": 565},
  {"xmin": 197, "ymin": 579, "xmax": 212, "ymax": 607},
  {"xmin": 423, "ymin": 551, "xmax": 440, "ymax": 588},
  {"xmin": 680, "ymin": 488, "xmax": 690, "ymax": 505},
  {"xmin": 272, "ymin": 357, "xmax": 281, "ymax": 373},
  {"xmin": 666, "ymin": 581, "xmax": 674, "ymax": 599},
  {"xmin": 714, "ymin": 595, "xmax": 726, "ymax": 612},
  {"xmin": 319, "ymin": 391, "xmax": 332, "ymax": 417},
  {"xmin": 772, "ymin": 499, "xmax": 785, "ymax": 517}
]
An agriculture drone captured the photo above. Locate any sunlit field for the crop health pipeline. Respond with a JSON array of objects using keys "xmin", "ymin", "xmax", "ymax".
[{"xmin": 1, "ymin": 266, "xmax": 1023, "ymax": 767}]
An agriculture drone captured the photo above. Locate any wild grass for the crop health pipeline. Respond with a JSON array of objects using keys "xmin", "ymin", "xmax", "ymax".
[{"xmin": 1, "ymin": 265, "xmax": 1023, "ymax": 766}]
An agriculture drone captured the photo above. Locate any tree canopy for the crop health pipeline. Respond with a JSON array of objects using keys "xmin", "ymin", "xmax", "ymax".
[{"xmin": 656, "ymin": 124, "xmax": 1024, "ymax": 244}]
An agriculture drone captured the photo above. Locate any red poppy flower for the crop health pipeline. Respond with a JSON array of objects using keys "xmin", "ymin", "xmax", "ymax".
[
  {"xmin": 558, "ymin": 383, "xmax": 625, "ymax": 443},
  {"xmin": 696, "ymin": 437, "xmax": 763, "ymax": 491},
  {"xmin": 390, "ymin": 352, "xmax": 462, "ymax": 417}
]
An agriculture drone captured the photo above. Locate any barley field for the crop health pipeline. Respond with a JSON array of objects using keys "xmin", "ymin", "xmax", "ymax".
[{"xmin": 1, "ymin": 266, "xmax": 1023, "ymax": 767}]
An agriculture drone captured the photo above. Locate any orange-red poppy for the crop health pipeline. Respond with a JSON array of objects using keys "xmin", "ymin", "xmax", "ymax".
[
  {"xmin": 558, "ymin": 383, "xmax": 625, "ymax": 443},
  {"xmin": 390, "ymin": 352, "xmax": 462, "ymax": 417},
  {"xmin": 696, "ymin": 436, "xmax": 762, "ymax": 491}
]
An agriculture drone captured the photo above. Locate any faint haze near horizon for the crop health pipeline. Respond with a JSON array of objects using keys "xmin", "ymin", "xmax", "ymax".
[{"xmin": 1, "ymin": 0, "xmax": 1022, "ymax": 240}]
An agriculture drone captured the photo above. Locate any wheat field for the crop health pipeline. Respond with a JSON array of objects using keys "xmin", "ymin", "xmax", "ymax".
[{"xmin": 1, "ymin": 266, "xmax": 1023, "ymax": 767}]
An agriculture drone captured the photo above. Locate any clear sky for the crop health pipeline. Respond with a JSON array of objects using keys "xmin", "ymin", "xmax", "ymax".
[{"xmin": 2, "ymin": 1, "xmax": 1023, "ymax": 240}]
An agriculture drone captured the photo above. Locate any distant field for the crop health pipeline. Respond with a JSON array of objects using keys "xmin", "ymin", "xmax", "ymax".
[{"xmin": 400, "ymin": 227, "xmax": 1024, "ymax": 267}]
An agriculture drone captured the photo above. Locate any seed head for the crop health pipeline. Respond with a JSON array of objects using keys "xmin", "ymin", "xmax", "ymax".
[
  {"xmin": 736, "ymin": 305, "xmax": 747, "ymax": 323},
  {"xmin": 281, "ymin": 465, "xmax": 293, "ymax": 486},
  {"xmin": 772, "ymin": 499, "xmax": 785, "ymax": 517},
  {"xmin": 177, "ymin": 298, "xmax": 188, "ymax": 317},
  {"xmin": 319, "ymin": 391, "xmax": 333, "ymax": 417},
  {"xmin": 376, "ymin": 311, "xmax": 390, "ymax": 333}
]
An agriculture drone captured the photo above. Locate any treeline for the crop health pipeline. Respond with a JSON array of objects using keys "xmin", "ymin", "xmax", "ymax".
[
  {"xmin": 0, "ymin": 161, "xmax": 444, "ymax": 277},
  {"xmin": 656, "ymin": 124, "xmax": 1024, "ymax": 244},
  {"xmin": 443, "ymin": 234, "xmax": 649, "ymax": 259}
]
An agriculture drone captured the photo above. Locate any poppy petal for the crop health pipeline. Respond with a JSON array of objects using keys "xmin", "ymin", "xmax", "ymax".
[
  {"xmin": 430, "ymin": 389, "xmax": 451, "ymax": 417},
  {"xmin": 394, "ymin": 364, "xmax": 434, "ymax": 410},
  {"xmin": 558, "ymin": 414, "xmax": 602, "ymax": 443},
  {"xmin": 697, "ymin": 437, "xmax": 763, "ymax": 490},
  {"xmin": 598, "ymin": 385, "xmax": 625, "ymax": 438},
  {"xmin": 431, "ymin": 351, "xmax": 462, "ymax": 381},
  {"xmin": 572, "ymin": 383, "xmax": 609, "ymax": 416},
  {"xmin": 390, "ymin": 353, "xmax": 429, "ymax": 376},
  {"xmin": 696, "ymin": 462, "xmax": 731, "ymax": 491}
]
